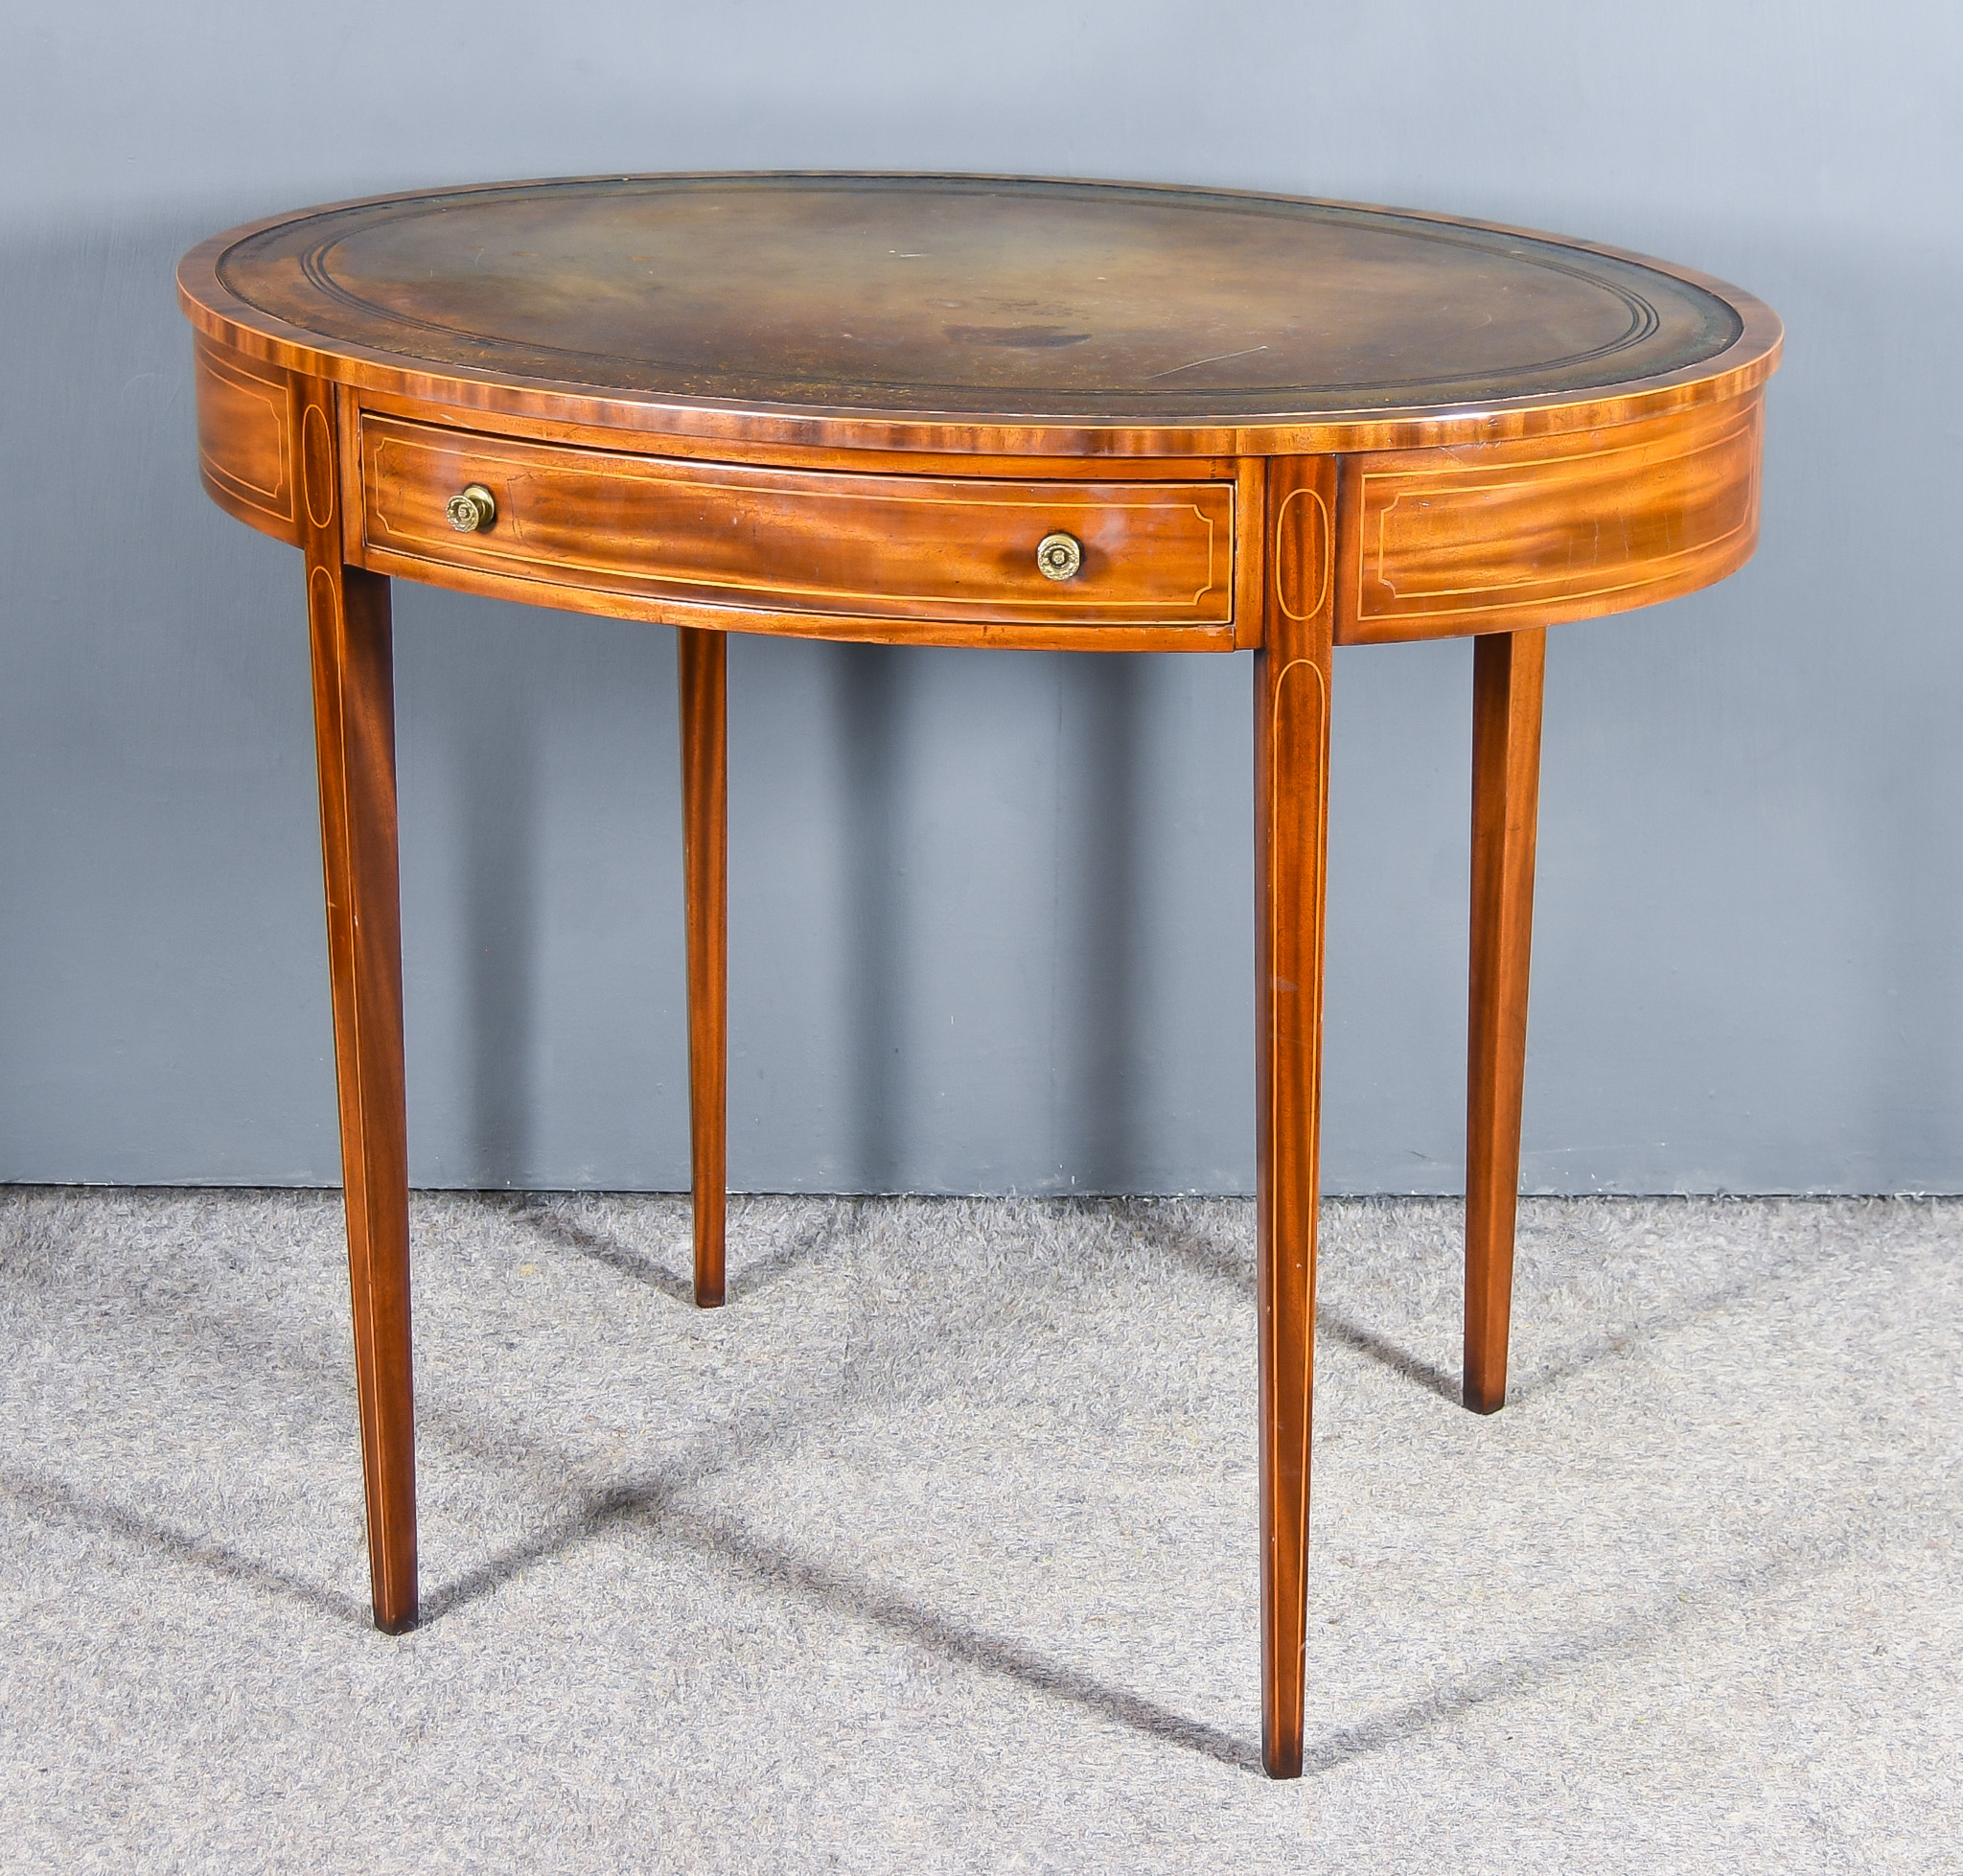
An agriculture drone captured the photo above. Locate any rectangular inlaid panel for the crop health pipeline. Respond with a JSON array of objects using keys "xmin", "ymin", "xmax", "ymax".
[
  {"xmin": 359, "ymin": 416, "xmax": 1235, "ymax": 631},
  {"xmin": 194, "ymin": 338, "xmax": 296, "ymax": 543},
  {"xmin": 1332, "ymin": 391, "xmax": 1764, "ymax": 644}
]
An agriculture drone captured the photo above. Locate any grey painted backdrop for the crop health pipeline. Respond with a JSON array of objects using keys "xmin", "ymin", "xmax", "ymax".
[{"xmin": 2, "ymin": 3, "xmax": 1956, "ymax": 1193}]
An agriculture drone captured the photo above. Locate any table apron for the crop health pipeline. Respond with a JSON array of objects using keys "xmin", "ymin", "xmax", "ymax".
[
  {"xmin": 190, "ymin": 343, "xmax": 1767, "ymax": 651},
  {"xmin": 1331, "ymin": 390, "xmax": 1766, "ymax": 644}
]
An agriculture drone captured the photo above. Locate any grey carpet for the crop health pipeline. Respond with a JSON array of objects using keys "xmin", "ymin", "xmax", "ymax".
[{"xmin": 1, "ymin": 1189, "xmax": 1957, "ymax": 1872}]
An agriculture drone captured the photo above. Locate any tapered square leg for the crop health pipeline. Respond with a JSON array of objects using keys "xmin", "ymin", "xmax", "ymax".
[
  {"xmin": 1254, "ymin": 457, "xmax": 1336, "ymax": 1778},
  {"xmin": 1464, "ymin": 628, "xmax": 1546, "ymax": 1415},
  {"xmin": 678, "ymin": 627, "xmax": 728, "ymax": 1309},
  {"xmin": 298, "ymin": 377, "xmax": 417, "ymax": 1633}
]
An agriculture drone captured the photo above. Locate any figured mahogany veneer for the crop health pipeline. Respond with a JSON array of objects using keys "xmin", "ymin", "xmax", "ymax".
[
  {"xmin": 194, "ymin": 336, "xmax": 299, "ymax": 544},
  {"xmin": 178, "ymin": 174, "xmax": 1780, "ymax": 1780},
  {"xmin": 1334, "ymin": 391, "xmax": 1766, "ymax": 644},
  {"xmin": 358, "ymin": 414, "xmax": 1237, "ymax": 645}
]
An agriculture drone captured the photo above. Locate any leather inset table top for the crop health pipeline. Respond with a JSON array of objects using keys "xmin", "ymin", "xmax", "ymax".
[{"xmin": 182, "ymin": 175, "xmax": 1779, "ymax": 452}]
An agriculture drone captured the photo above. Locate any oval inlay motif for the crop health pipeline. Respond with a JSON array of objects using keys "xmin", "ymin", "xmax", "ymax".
[
  {"xmin": 302, "ymin": 402, "xmax": 335, "ymax": 530},
  {"xmin": 308, "ymin": 563, "xmax": 337, "ymax": 637},
  {"xmin": 1275, "ymin": 487, "xmax": 1331, "ymax": 622}
]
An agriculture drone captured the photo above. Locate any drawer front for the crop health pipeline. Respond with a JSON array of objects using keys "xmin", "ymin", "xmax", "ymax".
[{"xmin": 359, "ymin": 417, "xmax": 1234, "ymax": 629}]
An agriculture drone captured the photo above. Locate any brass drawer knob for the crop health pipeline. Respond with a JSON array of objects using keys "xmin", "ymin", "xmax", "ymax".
[
  {"xmin": 446, "ymin": 484, "xmax": 497, "ymax": 533},
  {"xmin": 1036, "ymin": 531, "xmax": 1082, "ymax": 581}
]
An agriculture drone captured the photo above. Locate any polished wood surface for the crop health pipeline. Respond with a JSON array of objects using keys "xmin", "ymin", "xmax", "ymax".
[
  {"xmin": 1334, "ymin": 390, "xmax": 1765, "ymax": 644},
  {"xmin": 195, "ymin": 337, "xmax": 298, "ymax": 546},
  {"xmin": 678, "ymin": 629, "xmax": 728, "ymax": 1309},
  {"xmin": 1465, "ymin": 629, "xmax": 1547, "ymax": 1416},
  {"xmin": 297, "ymin": 375, "xmax": 417, "ymax": 1633},
  {"xmin": 186, "ymin": 180, "xmax": 1776, "ymax": 656},
  {"xmin": 179, "ymin": 174, "xmax": 1780, "ymax": 1775},
  {"xmin": 1254, "ymin": 454, "xmax": 1335, "ymax": 1777},
  {"xmin": 358, "ymin": 413, "xmax": 1236, "ymax": 641}
]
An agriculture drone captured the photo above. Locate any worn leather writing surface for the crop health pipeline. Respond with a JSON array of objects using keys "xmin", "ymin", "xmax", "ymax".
[{"xmin": 200, "ymin": 175, "xmax": 1761, "ymax": 432}]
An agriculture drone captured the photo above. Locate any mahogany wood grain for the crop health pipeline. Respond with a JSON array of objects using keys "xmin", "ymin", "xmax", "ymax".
[
  {"xmin": 358, "ymin": 414, "xmax": 1235, "ymax": 637},
  {"xmin": 1334, "ymin": 391, "xmax": 1764, "ymax": 646},
  {"xmin": 1254, "ymin": 453, "xmax": 1335, "ymax": 1778},
  {"xmin": 297, "ymin": 375, "xmax": 418, "ymax": 1633},
  {"xmin": 679, "ymin": 628, "xmax": 728, "ymax": 1309},
  {"xmin": 1230, "ymin": 456, "xmax": 1267, "ymax": 650},
  {"xmin": 351, "ymin": 388, "xmax": 1258, "ymax": 479},
  {"xmin": 179, "ymin": 177, "xmax": 1783, "ymax": 1780},
  {"xmin": 349, "ymin": 543, "xmax": 1235, "ymax": 654},
  {"xmin": 1464, "ymin": 629, "xmax": 1547, "ymax": 1416},
  {"xmin": 194, "ymin": 336, "xmax": 298, "ymax": 545}
]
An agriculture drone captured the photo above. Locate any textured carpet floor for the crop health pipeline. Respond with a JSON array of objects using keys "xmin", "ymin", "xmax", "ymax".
[{"xmin": 0, "ymin": 1190, "xmax": 1957, "ymax": 1873}]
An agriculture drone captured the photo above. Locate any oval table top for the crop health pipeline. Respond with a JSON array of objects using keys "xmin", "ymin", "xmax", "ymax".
[{"xmin": 177, "ymin": 174, "xmax": 1781, "ymax": 457}]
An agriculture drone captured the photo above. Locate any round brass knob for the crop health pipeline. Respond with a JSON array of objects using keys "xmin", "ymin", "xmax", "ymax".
[
  {"xmin": 1036, "ymin": 531, "xmax": 1083, "ymax": 581},
  {"xmin": 446, "ymin": 484, "xmax": 497, "ymax": 533}
]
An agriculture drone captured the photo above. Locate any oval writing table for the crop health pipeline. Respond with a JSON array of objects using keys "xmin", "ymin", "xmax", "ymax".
[{"xmin": 178, "ymin": 174, "xmax": 1780, "ymax": 1778}]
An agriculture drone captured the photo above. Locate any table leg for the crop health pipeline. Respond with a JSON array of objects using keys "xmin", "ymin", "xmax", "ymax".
[
  {"xmin": 1255, "ymin": 457, "xmax": 1336, "ymax": 1778},
  {"xmin": 298, "ymin": 378, "xmax": 418, "ymax": 1633},
  {"xmin": 678, "ymin": 627, "xmax": 727, "ymax": 1308},
  {"xmin": 1464, "ymin": 627, "xmax": 1546, "ymax": 1415}
]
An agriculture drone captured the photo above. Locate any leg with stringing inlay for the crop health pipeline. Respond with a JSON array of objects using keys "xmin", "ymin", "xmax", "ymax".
[
  {"xmin": 298, "ymin": 374, "xmax": 418, "ymax": 1633},
  {"xmin": 1254, "ymin": 455, "xmax": 1336, "ymax": 1778}
]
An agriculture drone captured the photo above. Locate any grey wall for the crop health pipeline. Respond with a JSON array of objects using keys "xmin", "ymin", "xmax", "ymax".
[{"xmin": 2, "ymin": 2, "xmax": 1957, "ymax": 1193}]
